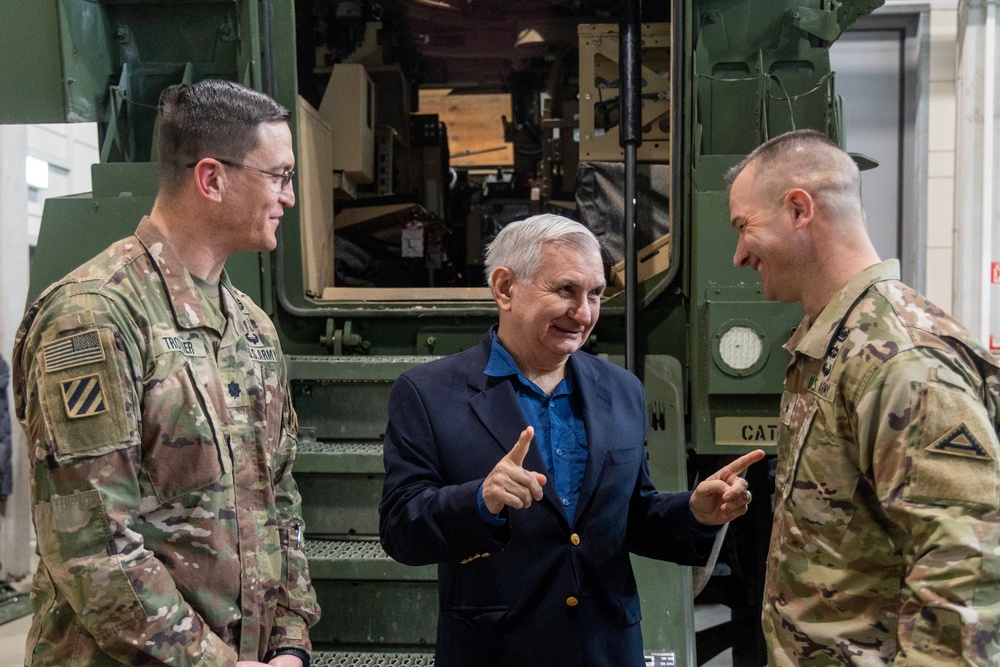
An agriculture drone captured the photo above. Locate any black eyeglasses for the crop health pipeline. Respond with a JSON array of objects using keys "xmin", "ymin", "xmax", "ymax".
[{"xmin": 186, "ymin": 158, "xmax": 294, "ymax": 191}]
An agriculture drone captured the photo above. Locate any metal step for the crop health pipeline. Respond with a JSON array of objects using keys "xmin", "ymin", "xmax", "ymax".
[
  {"xmin": 296, "ymin": 441, "xmax": 384, "ymax": 536},
  {"xmin": 0, "ymin": 582, "xmax": 31, "ymax": 626},
  {"xmin": 311, "ymin": 650, "xmax": 679, "ymax": 666},
  {"xmin": 307, "ymin": 539, "xmax": 438, "ymax": 646},
  {"xmin": 309, "ymin": 650, "xmax": 677, "ymax": 667},
  {"xmin": 295, "ymin": 440, "xmax": 384, "ymax": 475},
  {"xmin": 306, "ymin": 538, "xmax": 435, "ymax": 581},
  {"xmin": 312, "ymin": 650, "xmax": 435, "ymax": 666},
  {"xmin": 288, "ymin": 356, "xmax": 433, "ymax": 444}
]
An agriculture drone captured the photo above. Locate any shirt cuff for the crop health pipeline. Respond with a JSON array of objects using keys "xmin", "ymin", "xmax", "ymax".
[
  {"xmin": 477, "ymin": 483, "xmax": 507, "ymax": 527},
  {"xmin": 688, "ymin": 508, "xmax": 722, "ymax": 539}
]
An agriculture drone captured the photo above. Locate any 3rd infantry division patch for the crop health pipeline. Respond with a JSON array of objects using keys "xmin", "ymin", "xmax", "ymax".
[{"xmin": 60, "ymin": 374, "xmax": 108, "ymax": 419}]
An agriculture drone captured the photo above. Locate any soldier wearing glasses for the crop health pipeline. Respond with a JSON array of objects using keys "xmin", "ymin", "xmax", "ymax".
[{"xmin": 12, "ymin": 80, "xmax": 318, "ymax": 666}]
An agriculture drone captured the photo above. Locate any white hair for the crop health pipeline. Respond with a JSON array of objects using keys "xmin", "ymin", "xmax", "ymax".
[{"xmin": 484, "ymin": 214, "xmax": 601, "ymax": 287}]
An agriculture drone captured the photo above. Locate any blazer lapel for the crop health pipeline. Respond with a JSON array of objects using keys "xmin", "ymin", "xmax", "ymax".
[
  {"xmin": 572, "ymin": 353, "xmax": 613, "ymax": 523},
  {"xmin": 467, "ymin": 335, "xmax": 560, "ymax": 515},
  {"xmin": 469, "ymin": 375, "xmax": 528, "ymax": 457}
]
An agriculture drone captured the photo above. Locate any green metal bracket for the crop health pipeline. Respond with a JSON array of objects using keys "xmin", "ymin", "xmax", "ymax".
[{"xmin": 789, "ymin": 6, "xmax": 843, "ymax": 43}]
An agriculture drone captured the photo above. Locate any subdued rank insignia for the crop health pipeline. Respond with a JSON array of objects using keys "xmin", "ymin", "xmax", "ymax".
[
  {"xmin": 930, "ymin": 424, "xmax": 993, "ymax": 460},
  {"xmin": 244, "ymin": 329, "xmax": 277, "ymax": 362},
  {"xmin": 44, "ymin": 331, "xmax": 105, "ymax": 373},
  {"xmin": 228, "ymin": 381, "xmax": 241, "ymax": 398},
  {"xmin": 60, "ymin": 374, "xmax": 107, "ymax": 419}
]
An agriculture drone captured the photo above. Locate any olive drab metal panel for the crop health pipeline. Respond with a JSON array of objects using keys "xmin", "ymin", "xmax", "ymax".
[{"xmin": 0, "ymin": 1, "xmax": 72, "ymax": 124}]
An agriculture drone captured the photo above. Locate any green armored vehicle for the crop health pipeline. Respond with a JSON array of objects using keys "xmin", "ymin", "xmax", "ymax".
[{"xmin": 0, "ymin": 0, "xmax": 880, "ymax": 664}]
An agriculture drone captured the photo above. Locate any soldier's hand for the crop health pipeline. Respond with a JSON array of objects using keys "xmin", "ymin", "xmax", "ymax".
[
  {"xmin": 689, "ymin": 449, "xmax": 765, "ymax": 526},
  {"xmin": 482, "ymin": 426, "xmax": 547, "ymax": 514},
  {"xmin": 267, "ymin": 655, "xmax": 305, "ymax": 667},
  {"xmin": 235, "ymin": 657, "xmax": 304, "ymax": 667}
]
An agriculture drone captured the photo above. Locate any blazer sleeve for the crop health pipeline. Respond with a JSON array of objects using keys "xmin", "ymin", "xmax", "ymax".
[
  {"xmin": 626, "ymin": 482, "xmax": 712, "ymax": 566},
  {"xmin": 379, "ymin": 373, "xmax": 511, "ymax": 566},
  {"xmin": 619, "ymin": 375, "xmax": 713, "ymax": 566}
]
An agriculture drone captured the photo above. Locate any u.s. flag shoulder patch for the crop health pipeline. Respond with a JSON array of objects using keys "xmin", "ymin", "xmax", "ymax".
[
  {"xmin": 60, "ymin": 374, "xmax": 108, "ymax": 419},
  {"xmin": 43, "ymin": 330, "xmax": 106, "ymax": 373}
]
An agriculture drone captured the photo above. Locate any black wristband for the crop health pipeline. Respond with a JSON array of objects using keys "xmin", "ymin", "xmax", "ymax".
[{"xmin": 264, "ymin": 647, "xmax": 310, "ymax": 667}]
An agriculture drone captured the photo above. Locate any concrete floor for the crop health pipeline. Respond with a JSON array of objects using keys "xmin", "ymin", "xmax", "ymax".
[
  {"xmin": 0, "ymin": 614, "xmax": 29, "ymax": 667},
  {"xmin": 695, "ymin": 603, "xmax": 734, "ymax": 667}
]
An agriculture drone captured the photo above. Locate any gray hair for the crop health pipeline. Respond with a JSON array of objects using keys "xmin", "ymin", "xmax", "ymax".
[{"xmin": 484, "ymin": 214, "xmax": 601, "ymax": 287}]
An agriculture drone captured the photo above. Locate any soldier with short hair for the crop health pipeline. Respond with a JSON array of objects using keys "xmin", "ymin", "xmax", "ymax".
[
  {"xmin": 12, "ymin": 79, "xmax": 318, "ymax": 666},
  {"xmin": 728, "ymin": 128, "xmax": 1000, "ymax": 665}
]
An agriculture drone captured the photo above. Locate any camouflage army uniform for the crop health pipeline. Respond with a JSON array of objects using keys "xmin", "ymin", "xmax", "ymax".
[
  {"xmin": 12, "ymin": 217, "xmax": 319, "ymax": 666},
  {"xmin": 763, "ymin": 260, "xmax": 1000, "ymax": 666},
  {"xmin": 0, "ymin": 353, "xmax": 11, "ymax": 500}
]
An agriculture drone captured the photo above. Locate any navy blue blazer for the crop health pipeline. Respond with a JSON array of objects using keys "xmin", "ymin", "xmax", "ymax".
[{"xmin": 379, "ymin": 333, "xmax": 711, "ymax": 667}]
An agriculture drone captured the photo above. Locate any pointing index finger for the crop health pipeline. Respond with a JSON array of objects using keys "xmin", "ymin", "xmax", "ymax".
[
  {"xmin": 508, "ymin": 426, "xmax": 535, "ymax": 467},
  {"xmin": 720, "ymin": 449, "xmax": 765, "ymax": 479}
]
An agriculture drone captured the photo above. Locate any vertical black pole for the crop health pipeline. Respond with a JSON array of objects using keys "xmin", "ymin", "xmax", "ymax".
[
  {"xmin": 620, "ymin": 0, "xmax": 642, "ymax": 374},
  {"xmin": 261, "ymin": 0, "xmax": 277, "ymax": 98}
]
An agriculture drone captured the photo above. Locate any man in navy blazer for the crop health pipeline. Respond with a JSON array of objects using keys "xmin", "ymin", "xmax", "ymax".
[{"xmin": 379, "ymin": 214, "xmax": 763, "ymax": 666}]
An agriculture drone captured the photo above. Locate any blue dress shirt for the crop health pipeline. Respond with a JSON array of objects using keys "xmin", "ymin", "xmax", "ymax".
[{"xmin": 478, "ymin": 333, "xmax": 588, "ymax": 525}]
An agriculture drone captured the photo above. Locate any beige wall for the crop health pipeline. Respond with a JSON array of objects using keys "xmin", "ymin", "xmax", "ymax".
[{"xmin": 925, "ymin": 2, "xmax": 959, "ymax": 314}]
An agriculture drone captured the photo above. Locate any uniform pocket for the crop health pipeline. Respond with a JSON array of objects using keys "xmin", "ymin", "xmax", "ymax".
[
  {"xmin": 785, "ymin": 402, "xmax": 861, "ymax": 546},
  {"xmin": 38, "ymin": 326, "xmax": 136, "ymax": 463},
  {"xmin": 906, "ymin": 381, "xmax": 999, "ymax": 510},
  {"xmin": 141, "ymin": 362, "xmax": 225, "ymax": 503},
  {"xmin": 34, "ymin": 490, "xmax": 144, "ymax": 640},
  {"xmin": 279, "ymin": 524, "xmax": 319, "ymax": 619},
  {"xmin": 780, "ymin": 400, "xmax": 818, "ymax": 501}
]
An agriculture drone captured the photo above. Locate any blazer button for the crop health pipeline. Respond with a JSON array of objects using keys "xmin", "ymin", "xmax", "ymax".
[
  {"xmin": 570, "ymin": 533, "xmax": 581, "ymax": 546},
  {"xmin": 566, "ymin": 596, "xmax": 579, "ymax": 607}
]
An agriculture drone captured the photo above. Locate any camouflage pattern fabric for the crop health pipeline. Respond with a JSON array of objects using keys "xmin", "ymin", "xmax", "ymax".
[
  {"xmin": 12, "ymin": 217, "xmax": 319, "ymax": 666},
  {"xmin": 764, "ymin": 260, "xmax": 1000, "ymax": 666},
  {"xmin": 0, "ymin": 353, "xmax": 11, "ymax": 500}
]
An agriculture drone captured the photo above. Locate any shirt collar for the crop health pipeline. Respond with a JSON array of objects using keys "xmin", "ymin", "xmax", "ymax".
[
  {"xmin": 135, "ymin": 216, "xmax": 232, "ymax": 334},
  {"xmin": 485, "ymin": 331, "xmax": 573, "ymax": 398},
  {"xmin": 785, "ymin": 259, "xmax": 900, "ymax": 359}
]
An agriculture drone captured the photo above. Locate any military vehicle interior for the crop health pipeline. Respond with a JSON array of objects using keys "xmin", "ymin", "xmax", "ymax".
[{"xmin": 291, "ymin": 0, "xmax": 672, "ymax": 301}]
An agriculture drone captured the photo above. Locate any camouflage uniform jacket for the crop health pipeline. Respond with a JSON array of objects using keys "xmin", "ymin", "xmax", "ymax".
[
  {"xmin": 763, "ymin": 260, "xmax": 1000, "ymax": 666},
  {"xmin": 12, "ymin": 217, "xmax": 319, "ymax": 666},
  {"xmin": 0, "ymin": 353, "xmax": 12, "ymax": 500}
]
